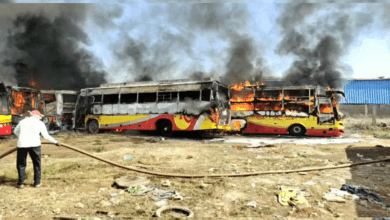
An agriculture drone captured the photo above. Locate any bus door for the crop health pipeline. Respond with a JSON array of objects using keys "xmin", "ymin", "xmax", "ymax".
[{"xmin": 317, "ymin": 97, "xmax": 333, "ymax": 123}]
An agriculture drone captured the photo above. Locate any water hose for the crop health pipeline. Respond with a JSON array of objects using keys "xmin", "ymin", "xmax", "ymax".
[{"xmin": 1, "ymin": 142, "xmax": 389, "ymax": 178}]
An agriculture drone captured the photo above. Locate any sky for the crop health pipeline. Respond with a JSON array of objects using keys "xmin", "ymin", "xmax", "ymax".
[{"xmin": 0, "ymin": 0, "xmax": 390, "ymax": 90}]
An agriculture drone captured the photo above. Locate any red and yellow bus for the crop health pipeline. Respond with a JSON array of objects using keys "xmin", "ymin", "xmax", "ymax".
[
  {"xmin": 74, "ymin": 80, "xmax": 231, "ymax": 135},
  {"xmin": 0, "ymin": 82, "xmax": 45, "ymax": 136},
  {"xmin": 229, "ymin": 82, "xmax": 345, "ymax": 137}
]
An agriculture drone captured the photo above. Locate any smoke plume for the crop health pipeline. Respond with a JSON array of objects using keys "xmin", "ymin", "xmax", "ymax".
[
  {"xmin": 1, "ymin": 4, "xmax": 106, "ymax": 90},
  {"xmin": 276, "ymin": 3, "xmax": 374, "ymax": 88}
]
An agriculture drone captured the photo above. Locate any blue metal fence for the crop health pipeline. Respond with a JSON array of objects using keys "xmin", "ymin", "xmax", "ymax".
[{"xmin": 341, "ymin": 79, "xmax": 390, "ymax": 104}]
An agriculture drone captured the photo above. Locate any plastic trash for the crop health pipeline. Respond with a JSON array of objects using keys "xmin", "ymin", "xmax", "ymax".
[
  {"xmin": 123, "ymin": 155, "xmax": 133, "ymax": 162},
  {"xmin": 278, "ymin": 189, "xmax": 308, "ymax": 206},
  {"xmin": 340, "ymin": 184, "xmax": 387, "ymax": 206}
]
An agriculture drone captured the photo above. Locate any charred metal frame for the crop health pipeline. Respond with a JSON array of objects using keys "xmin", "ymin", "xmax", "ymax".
[
  {"xmin": 230, "ymin": 85, "xmax": 342, "ymax": 124},
  {"xmin": 74, "ymin": 79, "xmax": 231, "ymax": 129},
  {"xmin": 41, "ymin": 90, "xmax": 79, "ymax": 131},
  {"xmin": 0, "ymin": 83, "xmax": 45, "ymax": 126}
]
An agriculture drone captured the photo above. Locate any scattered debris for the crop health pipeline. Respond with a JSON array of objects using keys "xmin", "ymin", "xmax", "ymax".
[
  {"xmin": 251, "ymin": 183, "xmax": 256, "ymax": 188},
  {"xmin": 131, "ymin": 185, "xmax": 183, "ymax": 203},
  {"xmin": 357, "ymin": 153, "xmax": 364, "ymax": 158},
  {"xmin": 52, "ymin": 208, "xmax": 61, "ymax": 215},
  {"xmin": 246, "ymin": 201, "xmax": 258, "ymax": 208},
  {"xmin": 74, "ymin": 202, "xmax": 84, "ymax": 209},
  {"xmin": 322, "ymin": 193, "xmax": 346, "ymax": 203},
  {"xmin": 200, "ymin": 180, "xmax": 210, "ymax": 188},
  {"xmin": 297, "ymin": 152, "xmax": 308, "ymax": 158},
  {"xmin": 161, "ymin": 180, "xmax": 171, "ymax": 187},
  {"xmin": 112, "ymin": 176, "xmax": 150, "ymax": 189},
  {"xmin": 125, "ymin": 185, "xmax": 147, "ymax": 194},
  {"xmin": 155, "ymin": 199, "xmax": 169, "ymax": 208},
  {"xmin": 340, "ymin": 184, "xmax": 388, "ymax": 206},
  {"xmin": 303, "ymin": 181, "xmax": 315, "ymax": 185},
  {"xmin": 123, "ymin": 155, "xmax": 133, "ymax": 162},
  {"xmin": 298, "ymin": 172, "xmax": 307, "ymax": 175},
  {"xmin": 98, "ymin": 188, "xmax": 106, "ymax": 193},
  {"xmin": 278, "ymin": 189, "xmax": 308, "ymax": 206},
  {"xmin": 323, "ymin": 188, "xmax": 361, "ymax": 203},
  {"xmin": 186, "ymin": 155, "xmax": 193, "ymax": 159},
  {"xmin": 208, "ymin": 168, "xmax": 217, "ymax": 173},
  {"xmin": 110, "ymin": 193, "xmax": 118, "ymax": 198},
  {"xmin": 154, "ymin": 206, "xmax": 194, "ymax": 218}
]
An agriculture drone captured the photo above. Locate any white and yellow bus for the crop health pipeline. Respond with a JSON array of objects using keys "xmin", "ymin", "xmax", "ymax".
[
  {"xmin": 74, "ymin": 79, "xmax": 231, "ymax": 135},
  {"xmin": 230, "ymin": 83, "xmax": 346, "ymax": 137}
]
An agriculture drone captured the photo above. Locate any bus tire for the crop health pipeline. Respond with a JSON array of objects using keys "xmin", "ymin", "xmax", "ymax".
[
  {"xmin": 289, "ymin": 124, "xmax": 306, "ymax": 136},
  {"xmin": 160, "ymin": 120, "xmax": 173, "ymax": 137},
  {"xmin": 88, "ymin": 120, "xmax": 99, "ymax": 134}
]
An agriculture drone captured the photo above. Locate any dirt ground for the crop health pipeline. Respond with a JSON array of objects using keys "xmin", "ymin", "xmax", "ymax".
[{"xmin": 1, "ymin": 129, "xmax": 390, "ymax": 219}]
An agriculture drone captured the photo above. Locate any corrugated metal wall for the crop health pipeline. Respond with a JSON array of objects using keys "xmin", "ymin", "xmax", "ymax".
[{"xmin": 341, "ymin": 80, "xmax": 390, "ymax": 104}]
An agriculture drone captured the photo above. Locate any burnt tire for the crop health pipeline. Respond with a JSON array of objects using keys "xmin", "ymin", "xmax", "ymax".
[
  {"xmin": 88, "ymin": 120, "xmax": 99, "ymax": 134},
  {"xmin": 160, "ymin": 121, "xmax": 173, "ymax": 137},
  {"xmin": 289, "ymin": 124, "xmax": 306, "ymax": 136}
]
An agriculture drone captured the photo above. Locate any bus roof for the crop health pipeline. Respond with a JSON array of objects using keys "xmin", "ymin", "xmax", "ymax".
[
  {"xmin": 40, "ymin": 90, "xmax": 79, "ymax": 95},
  {"xmin": 98, "ymin": 79, "xmax": 226, "ymax": 89}
]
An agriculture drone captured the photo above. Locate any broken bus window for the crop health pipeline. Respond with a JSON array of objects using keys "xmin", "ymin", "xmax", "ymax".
[
  {"xmin": 138, "ymin": 93, "xmax": 156, "ymax": 103},
  {"xmin": 103, "ymin": 94, "xmax": 119, "ymax": 104},
  {"xmin": 120, "ymin": 93, "xmax": 137, "ymax": 104},
  {"xmin": 179, "ymin": 91, "xmax": 200, "ymax": 101},
  {"xmin": 158, "ymin": 92, "xmax": 178, "ymax": 102}
]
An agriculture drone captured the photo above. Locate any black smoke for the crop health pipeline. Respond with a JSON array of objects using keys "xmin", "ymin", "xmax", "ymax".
[
  {"xmin": 112, "ymin": 4, "xmax": 270, "ymax": 84},
  {"xmin": 4, "ymin": 14, "xmax": 106, "ymax": 90},
  {"xmin": 276, "ymin": 3, "xmax": 374, "ymax": 89}
]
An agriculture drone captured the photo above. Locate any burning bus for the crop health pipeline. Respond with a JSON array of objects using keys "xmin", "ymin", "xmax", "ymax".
[
  {"xmin": 41, "ymin": 90, "xmax": 79, "ymax": 131},
  {"xmin": 229, "ymin": 82, "xmax": 345, "ymax": 137},
  {"xmin": 0, "ymin": 82, "xmax": 45, "ymax": 136},
  {"xmin": 73, "ymin": 79, "xmax": 231, "ymax": 136}
]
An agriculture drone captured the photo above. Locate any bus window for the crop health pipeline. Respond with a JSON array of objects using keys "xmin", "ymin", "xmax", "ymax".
[
  {"xmin": 120, "ymin": 93, "xmax": 137, "ymax": 104},
  {"xmin": 158, "ymin": 92, "xmax": 178, "ymax": 102},
  {"xmin": 138, "ymin": 93, "xmax": 156, "ymax": 103},
  {"xmin": 218, "ymin": 86, "xmax": 229, "ymax": 101},
  {"xmin": 103, "ymin": 94, "xmax": 119, "ymax": 104},
  {"xmin": 201, "ymin": 89, "xmax": 211, "ymax": 101},
  {"xmin": 93, "ymin": 95, "xmax": 102, "ymax": 103},
  {"xmin": 179, "ymin": 91, "xmax": 200, "ymax": 101},
  {"xmin": 63, "ymin": 94, "xmax": 78, "ymax": 103},
  {"xmin": 0, "ymin": 95, "xmax": 9, "ymax": 114}
]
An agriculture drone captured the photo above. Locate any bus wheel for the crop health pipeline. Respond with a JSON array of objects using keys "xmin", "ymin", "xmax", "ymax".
[
  {"xmin": 289, "ymin": 124, "xmax": 306, "ymax": 136},
  {"xmin": 88, "ymin": 120, "xmax": 99, "ymax": 134},
  {"xmin": 160, "ymin": 121, "xmax": 173, "ymax": 137}
]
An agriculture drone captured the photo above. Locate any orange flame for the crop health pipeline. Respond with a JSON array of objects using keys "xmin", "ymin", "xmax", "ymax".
[
  {"xmin": 11, "ymin": 91, "xmax": 26, "ymax": 115},
  {"xmin": 210, "ymin": 108, "xmax": 220, "ymax": 123},
  {"xmin": 320, "ymin": 104, "xmax": 332, "ymax": 113},
  {"xmin": 231, "ymin": 103, "xmax": 254, "ymax": 111},
  {"xmin": 229, "ymin": 81, "xmax": 252, "ymax": 91},
  {"xmin": 233, "ymin": 121, "xmax": 242, "ymax": 131}
]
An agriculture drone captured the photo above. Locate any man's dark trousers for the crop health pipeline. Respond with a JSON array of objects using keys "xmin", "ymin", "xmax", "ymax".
[{"xmin": 16, "ymin": 146, "xmax": 41, "ymax": 186}]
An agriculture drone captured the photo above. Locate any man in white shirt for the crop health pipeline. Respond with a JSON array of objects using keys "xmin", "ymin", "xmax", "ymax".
[{"xmin": 13, "ymin": 110, "xmax": 59, "ymax": 188}]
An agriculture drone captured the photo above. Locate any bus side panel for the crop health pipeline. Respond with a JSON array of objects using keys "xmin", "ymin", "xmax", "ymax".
[
  {"xmin": 241, "ymin": 115, "xmax": 344, "ymax": 137},
  {"xmin": 242, "ymin": 121, "xmax": 288, "ymax": 135},
  {"xmin": 0, "ymin": 115, "xmax": 12, "ymax": 136},
  {"xmin": 307, "ymin": 128, "xmax": 344, "ymax": 137},
  {"xmin": 86, "ymin": 114, "xmax": 220, "ymax": 131}
]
